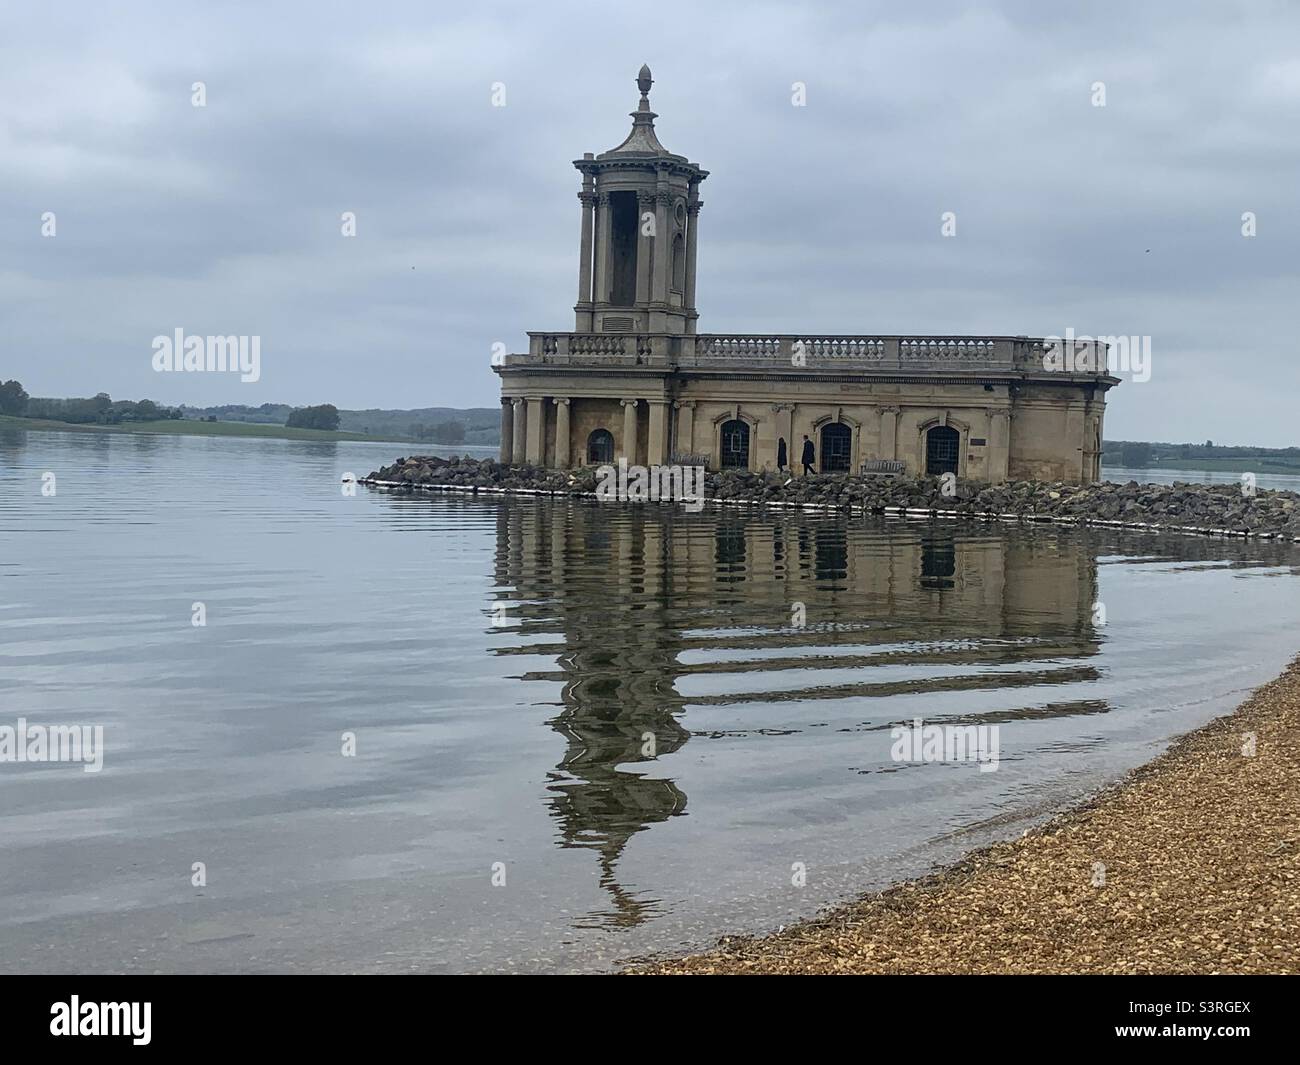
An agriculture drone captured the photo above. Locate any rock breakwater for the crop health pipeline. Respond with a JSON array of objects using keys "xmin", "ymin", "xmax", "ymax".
[{"xmin": 361, "ymin": 456, "xmax": 1300, "ymax": 542}]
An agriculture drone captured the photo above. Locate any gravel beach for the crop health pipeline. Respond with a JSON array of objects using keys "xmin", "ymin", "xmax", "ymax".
[{"xmin": 630, "ymin": 657, "xmax": 1300, "ymax": 975}]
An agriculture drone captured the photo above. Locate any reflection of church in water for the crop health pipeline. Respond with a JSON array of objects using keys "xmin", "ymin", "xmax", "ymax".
[{"xmin": 490, "ymin": 500, "xmax": 1100, "ymax": 926}]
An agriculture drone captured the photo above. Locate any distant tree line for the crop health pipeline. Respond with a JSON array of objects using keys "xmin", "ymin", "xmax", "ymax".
[
  {"xmin": 1104, "ymin": 438, "xmax": 1300, "ymax": 469},
  {"xmin": 2, "ymin": 380, "xmax": 184, "ymax": 424},
  {"xmin": 6, "ymin": 386, "xmax": 498, "ymax": 444}
]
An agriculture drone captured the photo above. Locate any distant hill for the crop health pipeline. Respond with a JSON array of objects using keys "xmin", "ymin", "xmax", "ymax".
[{"xmin": 179, "ymin": 404, "xmax": 501, "ymax": 445}]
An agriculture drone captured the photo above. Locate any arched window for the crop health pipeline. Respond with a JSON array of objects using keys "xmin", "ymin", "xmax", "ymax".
[
  {"xmin": 671, "ymin": 233, "xmax": 686, "ymax": 293},
  {"xmin": 720, "ymin": 419, "xmax": 750, "ymax": 469},
  {"xmin": 820, "ymin": 423, "xmax": 852, "ymax": 472},
  {"xmin": 925, "ymin": 425, "xmax": 960, "ymax": 476},
  {"xmin": 587, "ymin": 428, "xmax": 614, "ymax": 464}
]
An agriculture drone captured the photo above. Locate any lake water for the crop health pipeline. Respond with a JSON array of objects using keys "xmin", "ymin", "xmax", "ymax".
[{"xmin": 3, "ymin": 428, "xmax": 1300, "ymax": 973}]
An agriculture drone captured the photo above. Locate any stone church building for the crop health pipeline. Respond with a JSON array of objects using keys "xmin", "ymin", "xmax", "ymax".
[{"xmin": 495, "ymin": 65, "xmax": 1117, "ymax": 483}]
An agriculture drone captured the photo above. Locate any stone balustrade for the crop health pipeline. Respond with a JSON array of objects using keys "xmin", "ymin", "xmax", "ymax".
[{"xmin": 515, "ymin": 332, "xmax": 1111, "ymax": 376}]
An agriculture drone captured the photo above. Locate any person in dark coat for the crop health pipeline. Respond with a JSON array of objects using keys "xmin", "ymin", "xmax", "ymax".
[
  {"xmin": 801, "ymin": 435, "xmax": 815, "ymax": 475},
  {"xmin": 777, "ymin": 437, "xmax": 787, "ymax": 472}
]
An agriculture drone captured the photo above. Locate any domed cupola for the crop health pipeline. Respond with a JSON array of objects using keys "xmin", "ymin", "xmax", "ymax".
[{"xmin": 573, "ymin": 65, "xmax": 708, "ymax": 335}]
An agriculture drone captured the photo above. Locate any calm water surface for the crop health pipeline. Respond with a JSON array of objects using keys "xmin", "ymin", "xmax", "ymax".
[{"xmin": 3, "ymin": 429, "xmax": 1299, "ymax": 973}]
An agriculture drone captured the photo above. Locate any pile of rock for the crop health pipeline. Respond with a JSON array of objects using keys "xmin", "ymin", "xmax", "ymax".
[{"xmin": 362, "ymin": 458, "xmax": 1300, "ymax": 540}]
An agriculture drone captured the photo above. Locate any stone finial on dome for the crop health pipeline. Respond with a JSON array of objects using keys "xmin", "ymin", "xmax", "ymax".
[{"xmin": 600, "ymin": 62, "xmax": 670, "ymax": 156}]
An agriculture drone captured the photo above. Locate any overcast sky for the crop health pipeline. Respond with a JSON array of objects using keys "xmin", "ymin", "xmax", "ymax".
[{"xmin": 3, "ymin": 1, "xmax": 1298, "ymax": 444}]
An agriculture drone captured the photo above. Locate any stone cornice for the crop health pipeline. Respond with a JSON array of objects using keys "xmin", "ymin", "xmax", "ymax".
[{"xmin": 576, "ymin": 158, "xmax": 708, "ymax": 181}]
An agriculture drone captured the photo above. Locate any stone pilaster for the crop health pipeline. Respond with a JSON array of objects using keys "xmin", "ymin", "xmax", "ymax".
[
  {"xmin": 985, "ymin": 407, "xmax": 1011, "ymax": 483},
  {"xmin": 525, "ymin": 396, "xmax": 545, "ymax": 464},
  {"xmin": 878, "ymin": 405, "xmax": 901, "ymax": 461},
  {"xmin": 674, "ymin": 400, "xmax": 696, "ymax": 457},
  {"xmin": 652, "ymin": 183, "xmax": 671, "ymax": 304},
  {"xmin": 770, "ymin": 403, "xmax": 795, "ymax": 469},
  {"xmin": 647, "ymin": 400, "xmax": 668, "ymax": 465},
  {"xmin": 635, "ymin": 190, "xmax": 654, "ymax": 307}
]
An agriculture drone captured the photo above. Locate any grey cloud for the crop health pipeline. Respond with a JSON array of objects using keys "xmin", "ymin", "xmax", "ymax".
[{"xmin": 2, "ymin": 0, "xmax": 1297, "ymax": 442}]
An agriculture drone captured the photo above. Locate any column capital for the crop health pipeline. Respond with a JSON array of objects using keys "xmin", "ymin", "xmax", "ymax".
[
  {"xmin": 621, "ymin": 398, "xmax": 640, "ymax": 407},
  {"xmin": 674, "ymin": 399, "xmax": 696, "ymax": 410},
  {"xmin": 687, "ymin": 201, "xmax": 703, "ymax": 215},
  {"xmin": 511, "ymin": 397, "xmax": 526, "ymax": 408},
  {"xmin": 646, "ymin": 397, "xmax": 669, "ymax": 406},
  {"xmin": 552, "ymin": 396, "xmax": 570, "ymax": 406},
  {"xmin": 984, "ymin": 406, "xmax": 1011, "ymax": 419},
  {"xmin": 877, "ymin": 405, "xmax": 901, "ymax": 415},
  {"xmin": 770, "ymin": 402, "xmax": 794, "ymax": 412},
  {"xmin": 578, "ymin": 191, "xmax": 597, "ymax": 207}
]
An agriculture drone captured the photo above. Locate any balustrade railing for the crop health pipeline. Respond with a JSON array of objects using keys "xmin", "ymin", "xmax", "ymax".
[{"xmin": 514, "ymin": 332, "xmax": 1111, "ymax": 375}]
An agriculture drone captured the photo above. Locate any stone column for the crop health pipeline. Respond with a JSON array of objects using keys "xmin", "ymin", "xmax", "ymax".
[
  {"xmin": 552, "ymin": 398, "xmax": 571, "ymax": 468},
  {"xmin": 511, "ymin": 399, "xmax": 526, "ymax": 464},
  {"xmin": 499, "ymin": 399, "xmax": 513, "ymax": 463},
  {"xmin": 674, "ymin": 400, "xmax": 696, "ymax": 458},
  {"xmin": 575, "ymin": 187, "xmax": 595, "ymax": 331},
  {"xmin": 685, "ymin": 197, "xmax": 702, "ymax": 329},
  {"xmin": 635, "ymin": 190, "xmax": 654, "ymax": 306},
  {"xmin": 620, "ymin": 399, "xmax": 639, "ymax": 464},
  {"xmin": 647, "ymin": 400, "xmax": 668, "ymax": 465},
  {"xmin": 525, "ymin": 396, "xmax": 545, "ymax": 465},
  {"xmin": 878, "ymin": 406, "xmax": 900, "ymax": 461},
  {"xmin": 593, "ymin": 192, "xmax": 611, "ymax": 306}
]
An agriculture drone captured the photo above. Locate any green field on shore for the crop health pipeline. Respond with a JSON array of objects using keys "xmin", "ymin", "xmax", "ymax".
[{"xmin": 0, "ymin": 414, "xmax": 406, "ymax": 444}]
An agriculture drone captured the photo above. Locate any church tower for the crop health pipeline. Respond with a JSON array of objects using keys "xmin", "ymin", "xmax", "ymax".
[{"xmin": 573, "ymin": 65, "xmax": 707, "ymax": 336}]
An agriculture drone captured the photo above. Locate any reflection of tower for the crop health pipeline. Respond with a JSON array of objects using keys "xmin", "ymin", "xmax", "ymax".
[
  {"xmin": 486, "ymin": 498, "xmax": 1105, "ymax": 927},
  {"xmin": 492, "ymin": 501, "xmax": 690, "ymax": 927}
]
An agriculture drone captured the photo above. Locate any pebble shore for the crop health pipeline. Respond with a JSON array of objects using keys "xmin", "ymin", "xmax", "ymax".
[{"xmin": 629, "ymin": 657, "xmax": 1300, "ymax": 975}]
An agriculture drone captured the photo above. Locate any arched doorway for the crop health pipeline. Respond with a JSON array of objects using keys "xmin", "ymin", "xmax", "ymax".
[
  {"xmin": 587, "ymin": 428, "xmax": 614, "ymax": 464},
  {"xmin": 820, "ymin": 423, "xmax": 852, "ymax": 472},
  {"xmin": 720, "ymin": 419, "xmax": 750, "ymax": 469},
  {"xmin": 925, "ymin": 425, "xmax": 961, "ymax": 476}
]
